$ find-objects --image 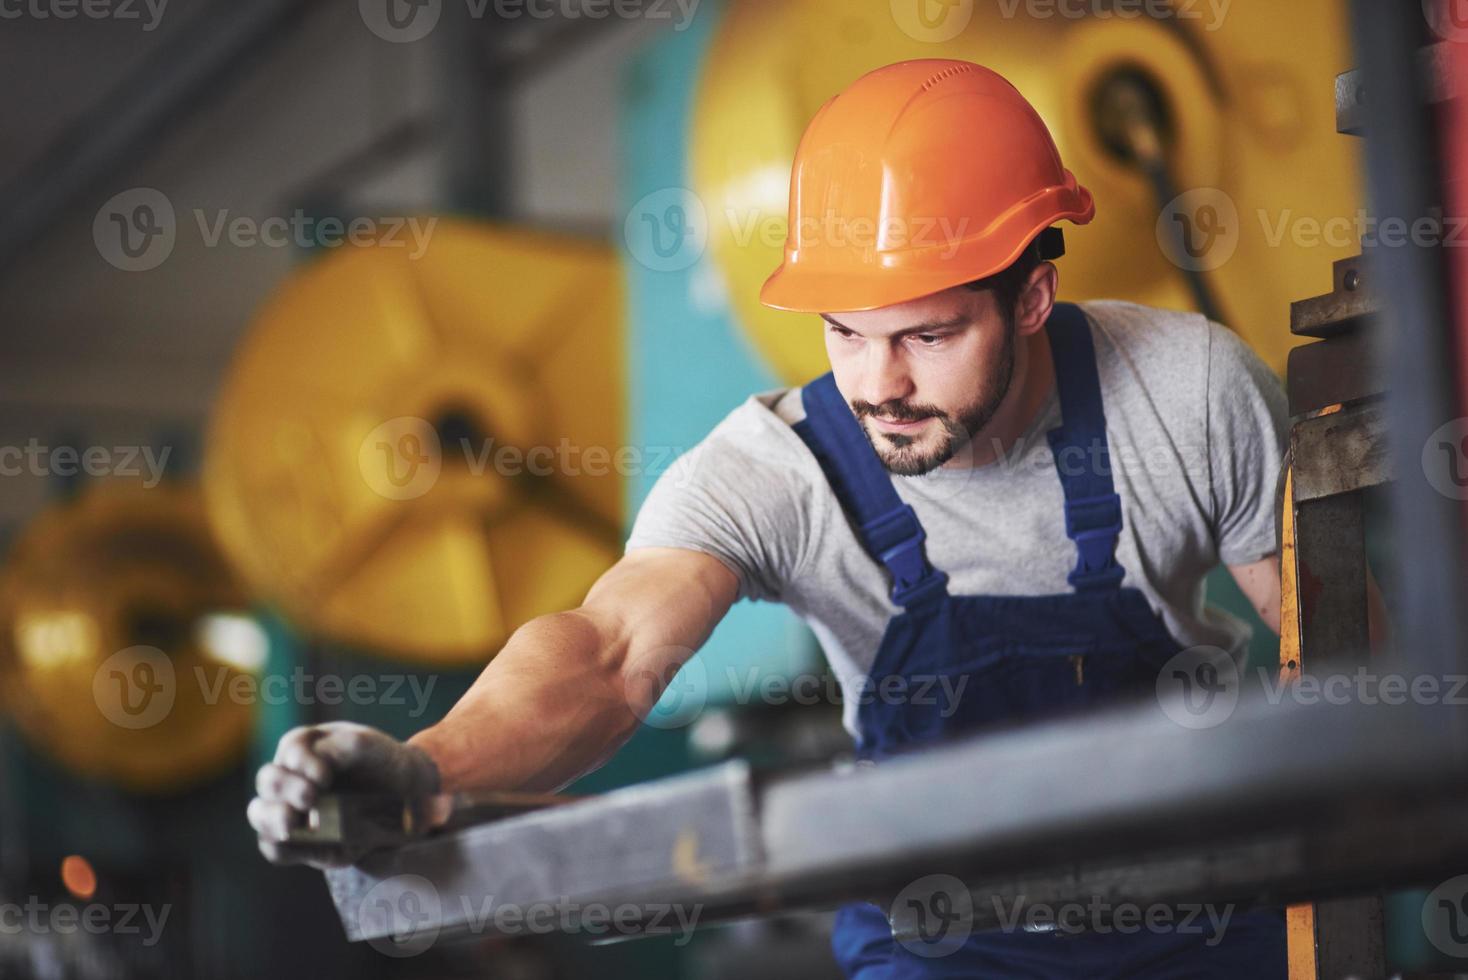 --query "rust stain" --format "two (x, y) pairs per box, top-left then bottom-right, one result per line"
(672, 828), (711, 885)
